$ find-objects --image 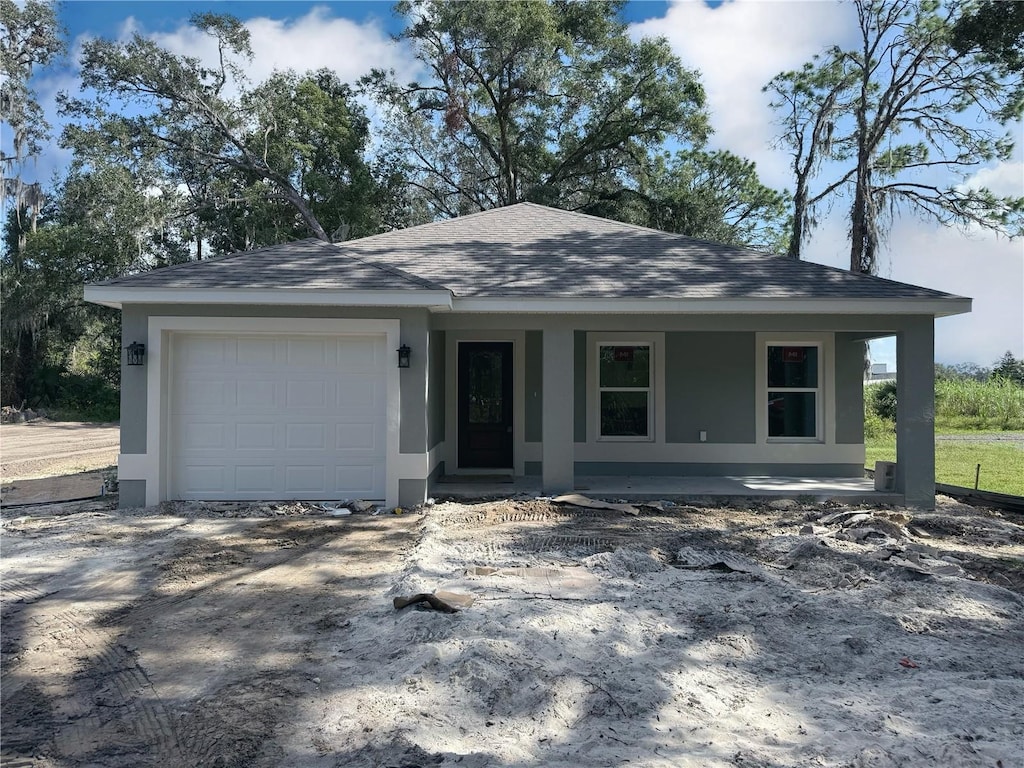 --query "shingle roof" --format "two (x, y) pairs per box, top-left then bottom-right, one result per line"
(93, 203), (965, 302)
(94, 237), (445, 291)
